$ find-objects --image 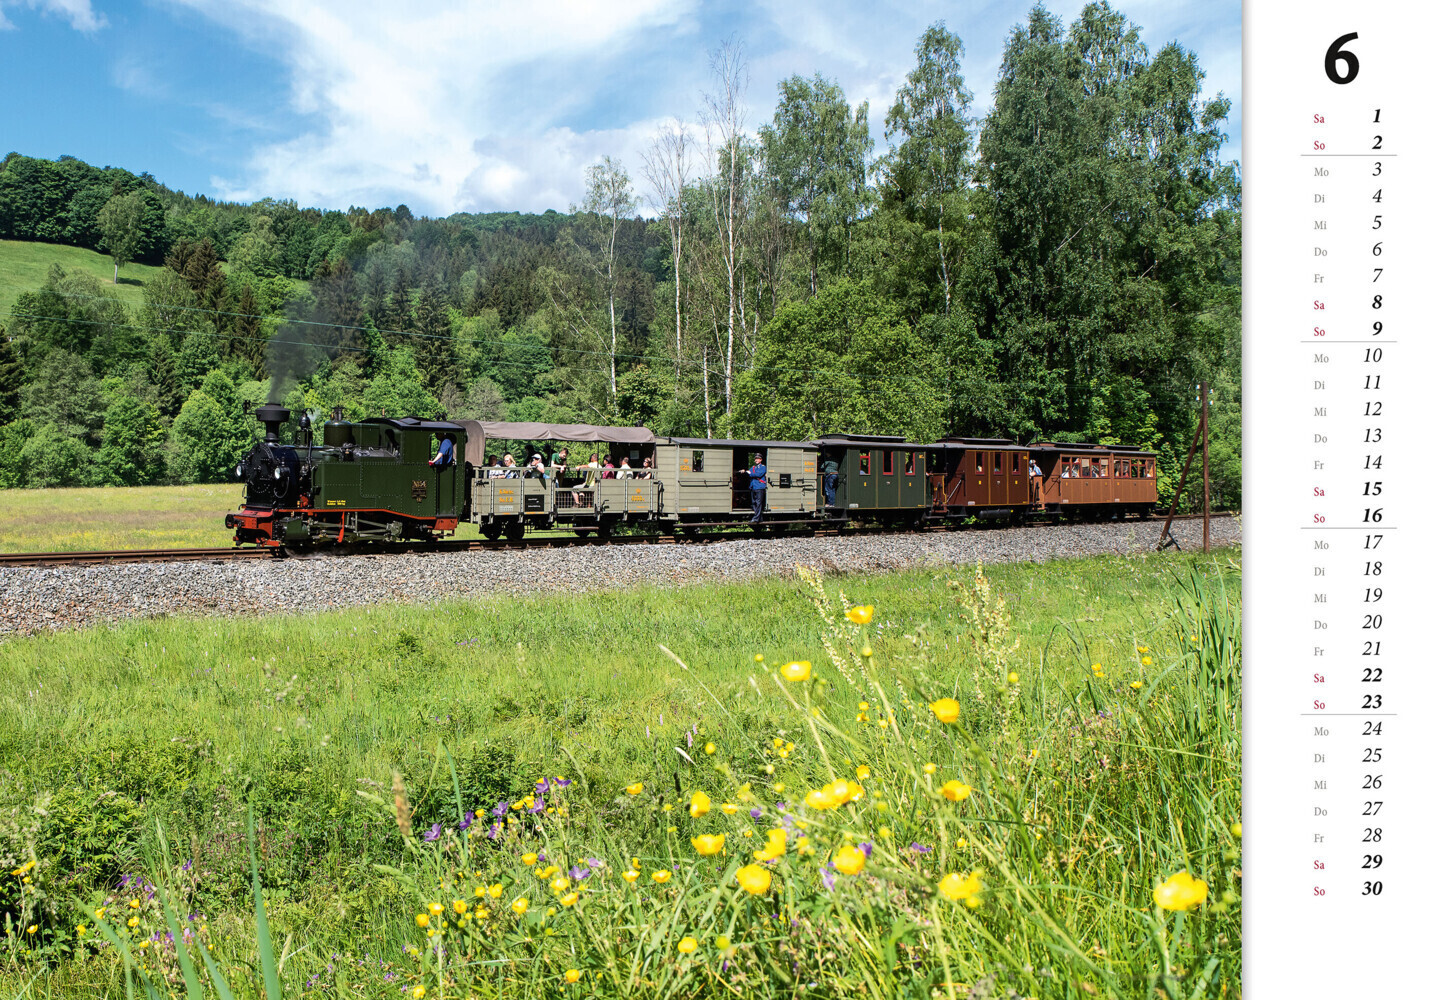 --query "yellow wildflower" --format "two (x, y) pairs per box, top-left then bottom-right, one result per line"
(705, 742), (716, 755)
(561, 892), (579, 907)
(1131, 680), (1144, 689)
(1153, 871), (1208, 911)
(565, 968), (582, 983)
(929, 698), (960, 724)
(413, 987), (427, 1000)
(846, 605), (874, 625)
(833, 843), (866, 875)
(521, 853), (538, 865)
(692, 834), (726, 856)
(415, 913), (430, 928)
(939, 870), (985, 906)
(735, 864), (772, 895)
(856, 765), (870, 780)
(689, 791), (711, 817)
(721, 802), (739, 815)
(1007, 672), (1019, 684)
(753, 829), (788, 862)
(551, 877), (570, 893)
(1142, 656), (1153, 666)
(652, 870), (672, 884)
(780, 660), (811, 682)
(488, 883), (503, 898)
(622, 870), (640, 884)
(428, 902), (444, 916)
(678, 935), (698, 954)
(511, 897), (529, 915)
(626, 782), (643, 795)
(940, 780), (973, 802)
(923, 763), (937, 775)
